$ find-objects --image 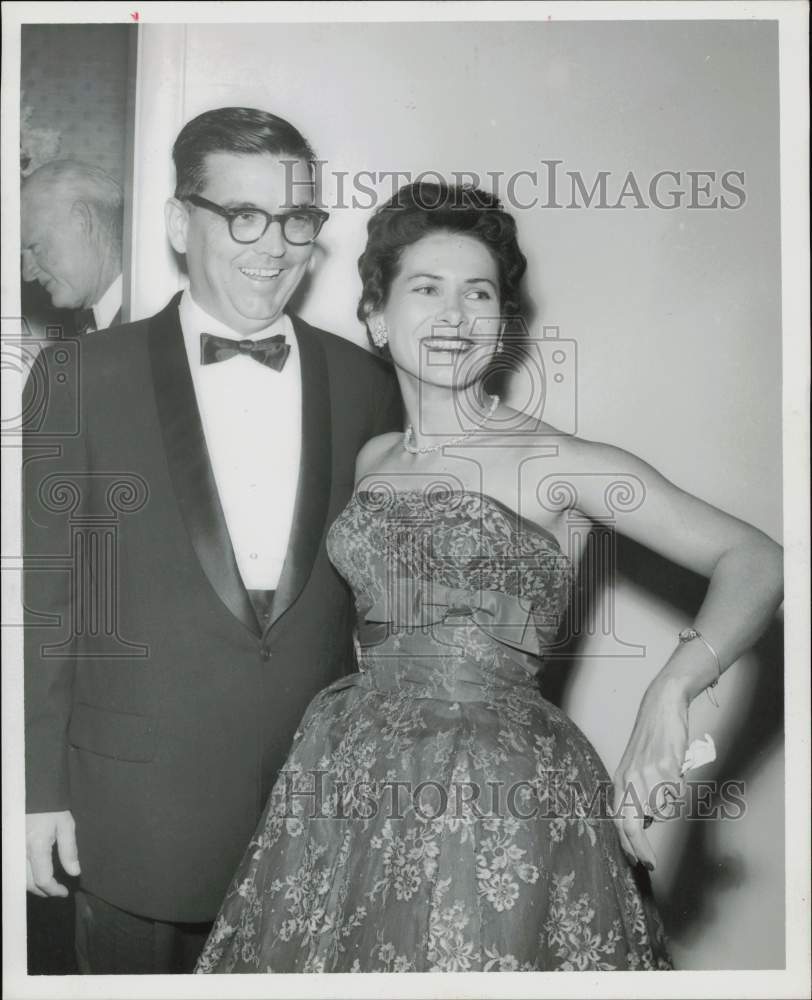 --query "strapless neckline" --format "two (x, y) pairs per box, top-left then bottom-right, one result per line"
(351, 488), (568, 562)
